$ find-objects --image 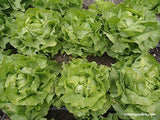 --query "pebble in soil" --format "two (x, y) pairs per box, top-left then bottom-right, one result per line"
(149, 47), (160, 63)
